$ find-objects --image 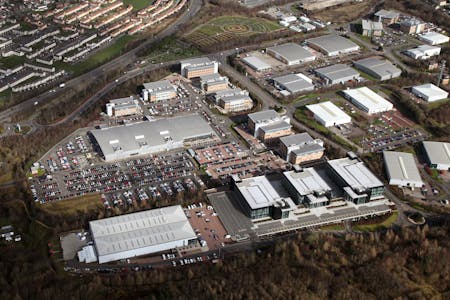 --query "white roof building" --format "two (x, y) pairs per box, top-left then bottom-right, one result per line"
(418, 32), (449, 45)
(383, 151), (424, 189)
(422, 141), (450, 171)
(342, 86), (393, 114)
(412, 83), (448, 102)
(306, 101), (352, 127)
(90, 205), (197, 263)
(405, 44), (441, 60)
(242, 56), (271, 72)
